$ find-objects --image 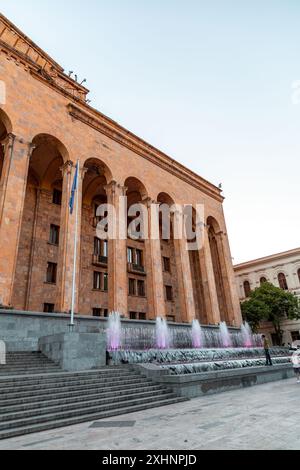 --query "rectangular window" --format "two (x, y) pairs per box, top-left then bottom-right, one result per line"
(49, 224), (60, 246)
(52, 189), (62, 206)
(103, 273), (108, 292)
(139, 312), (146, 320)
(46, 262), (57, 284)
(129, 278), (135, 296)
(291, 331), (300, 341)
(93, 272), (101, 290)
(137, 280), (145, 297)
(167, 315), (175, 322)
(92, 308), (101, 317)
(94, 237), (101, 255)
(127, 247), (134, 264)
(103, 309), (109, 318)
(165, 285), (173, 301)
(130, 312), (137, 320)
(43, 303), (55, 313)
(136, 249), (143, 267)
(163, 257), (171, 273)
(103, 240), (108, 257)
